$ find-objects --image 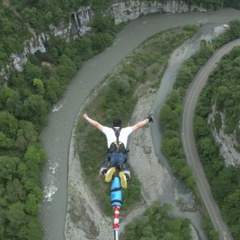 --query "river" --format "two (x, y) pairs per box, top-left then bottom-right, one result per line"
(39, 8), (240, 240)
